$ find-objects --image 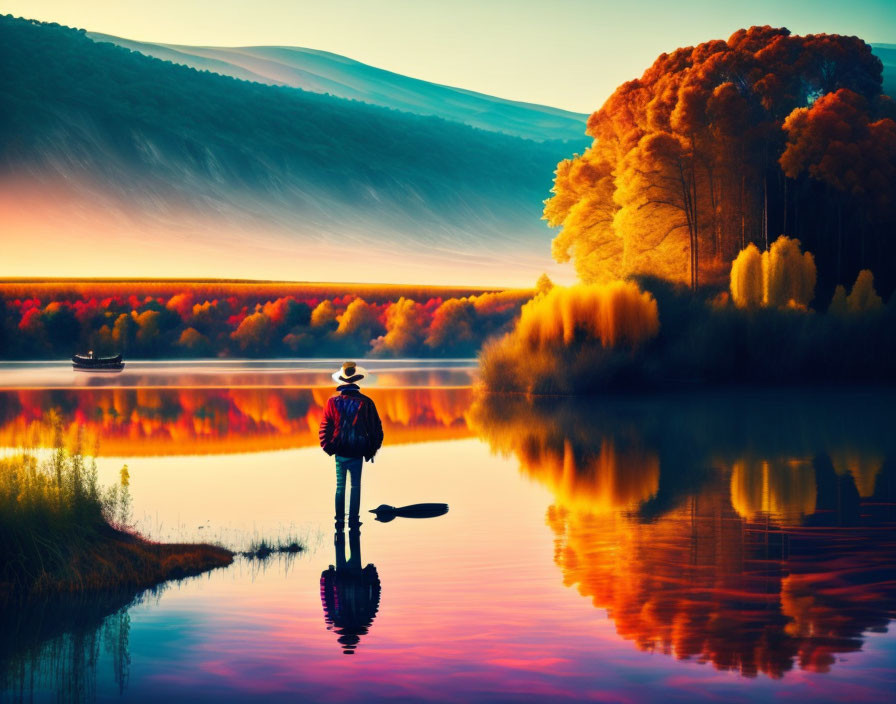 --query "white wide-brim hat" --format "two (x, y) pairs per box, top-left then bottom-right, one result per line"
(331, 362), (369, 385)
